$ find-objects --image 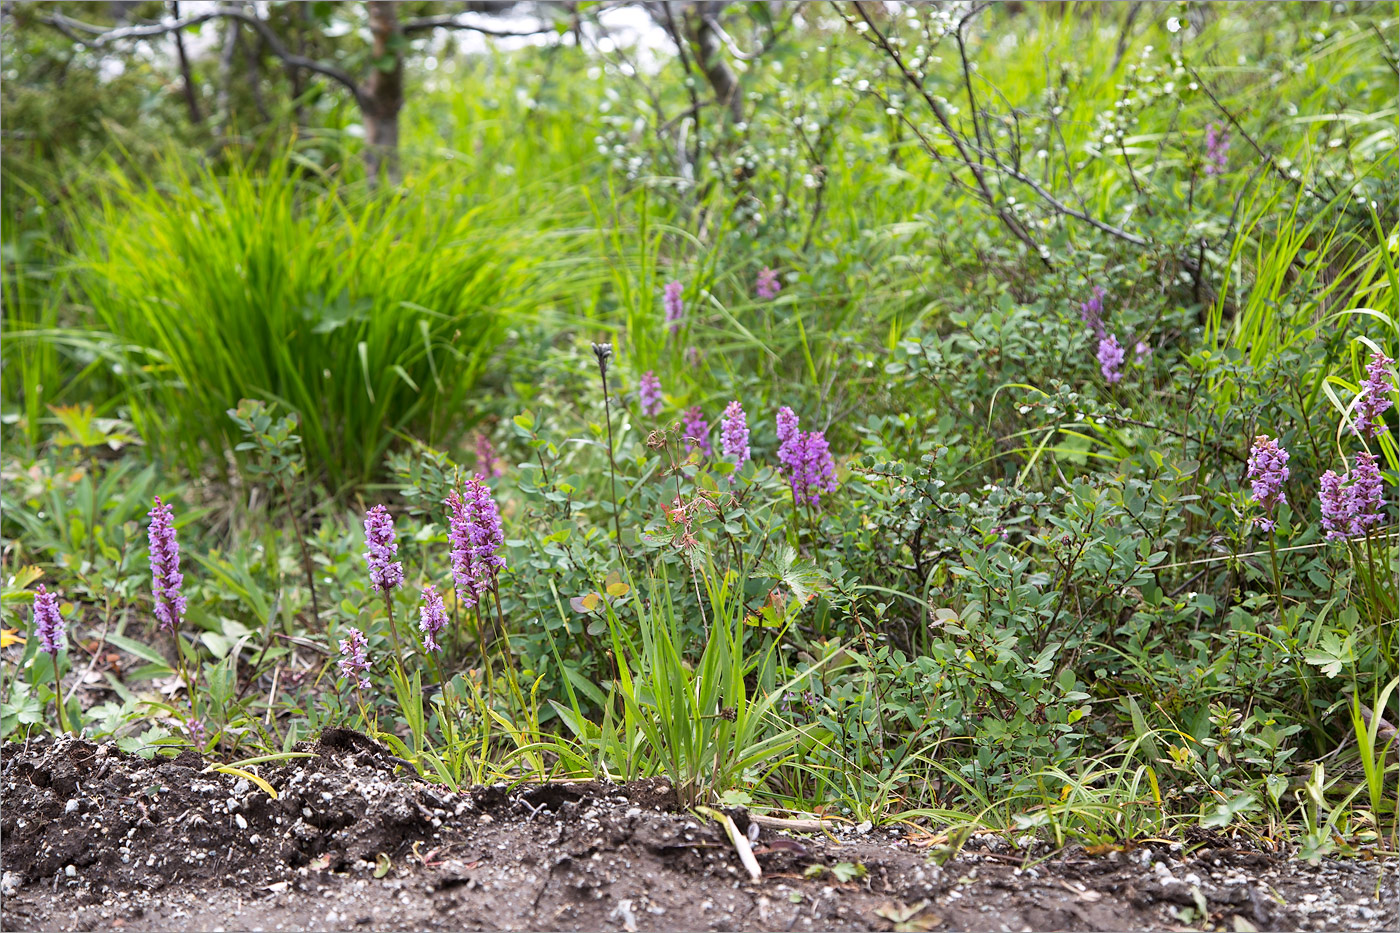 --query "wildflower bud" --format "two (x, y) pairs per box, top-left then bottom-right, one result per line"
(1353, 351), (1395, 439)
(419, 585), (448, 653)
(721, 401), (750, 482)
(1246, 436), (1289, 531)
(32, 585), (64, 657)
(663, 281), (685, 335)
(338, 627), (371, 689)
(1097, 334), (1126, 384)
(147, 496), (186, 633)
(755, 267), (781, 301)
(591, 342), (613, 375)
(362, 505), (404, 593)
(474, 432), (505, 479)
(638, 371), (663, 417)
(683, 406), (712, 456)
